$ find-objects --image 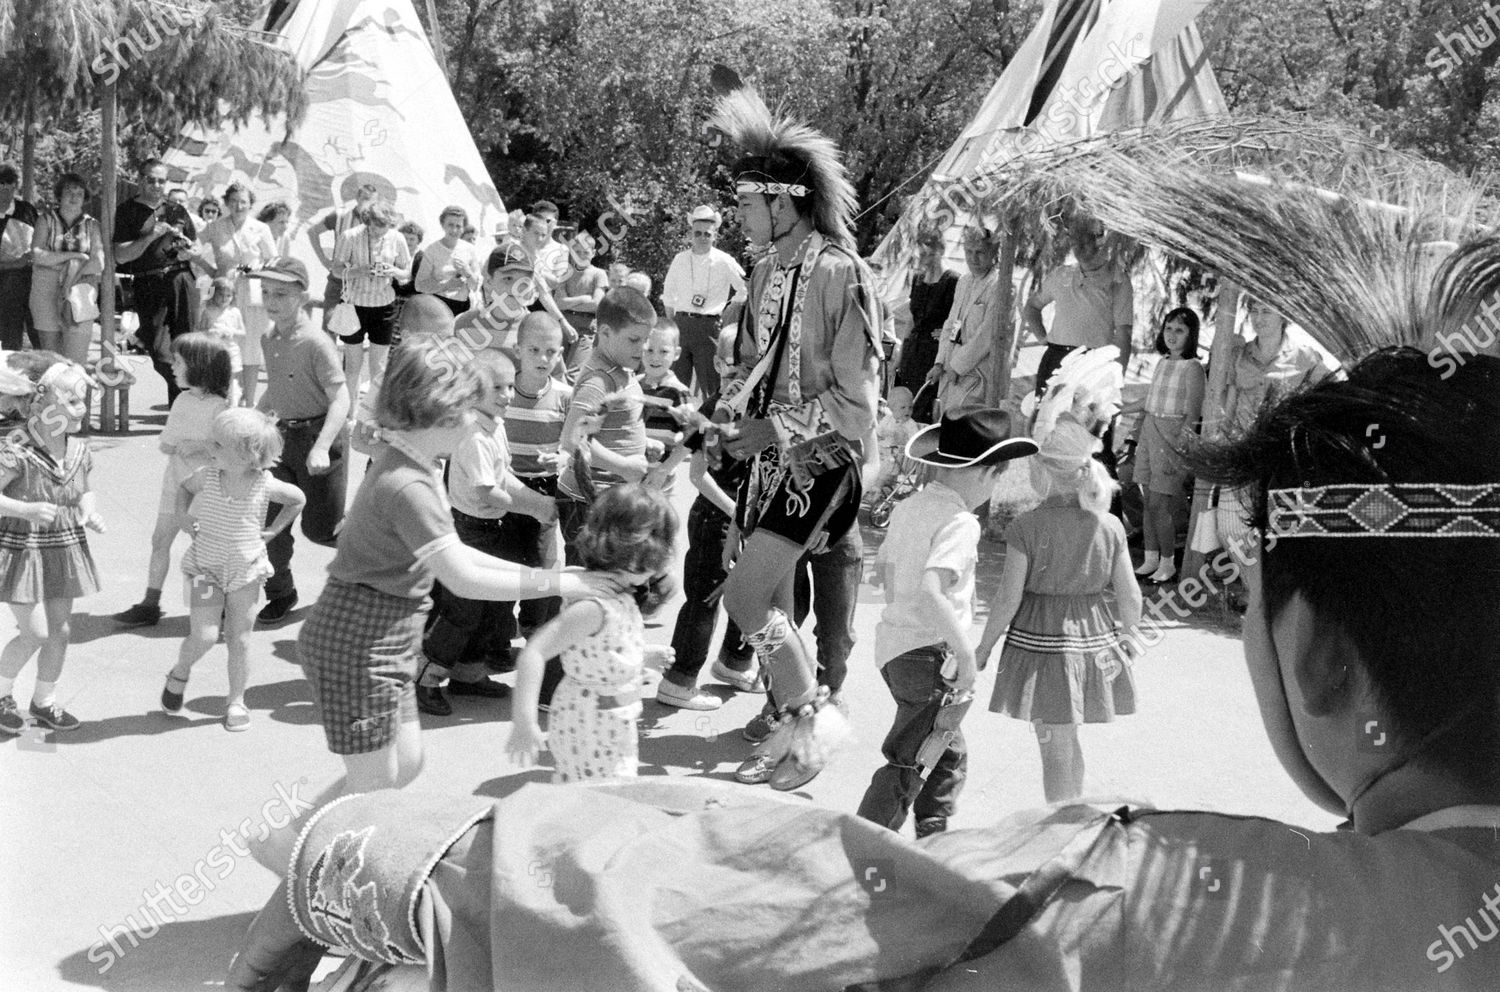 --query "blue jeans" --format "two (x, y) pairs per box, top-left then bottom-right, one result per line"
(856, 644), (968, 831)
(666, 497), (752, 686)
